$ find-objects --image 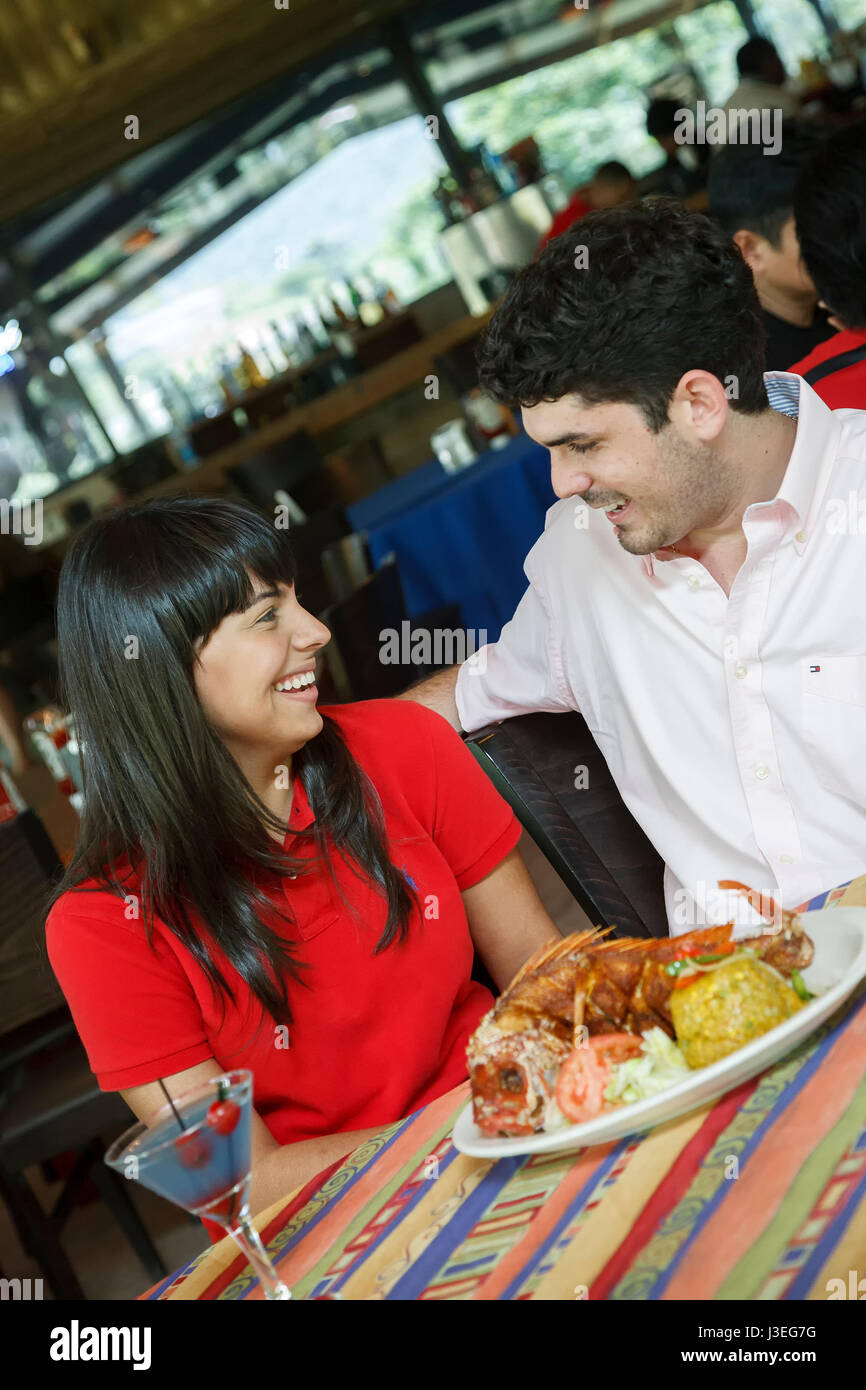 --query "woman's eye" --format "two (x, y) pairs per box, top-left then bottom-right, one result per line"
(257, 607), (278, 624)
